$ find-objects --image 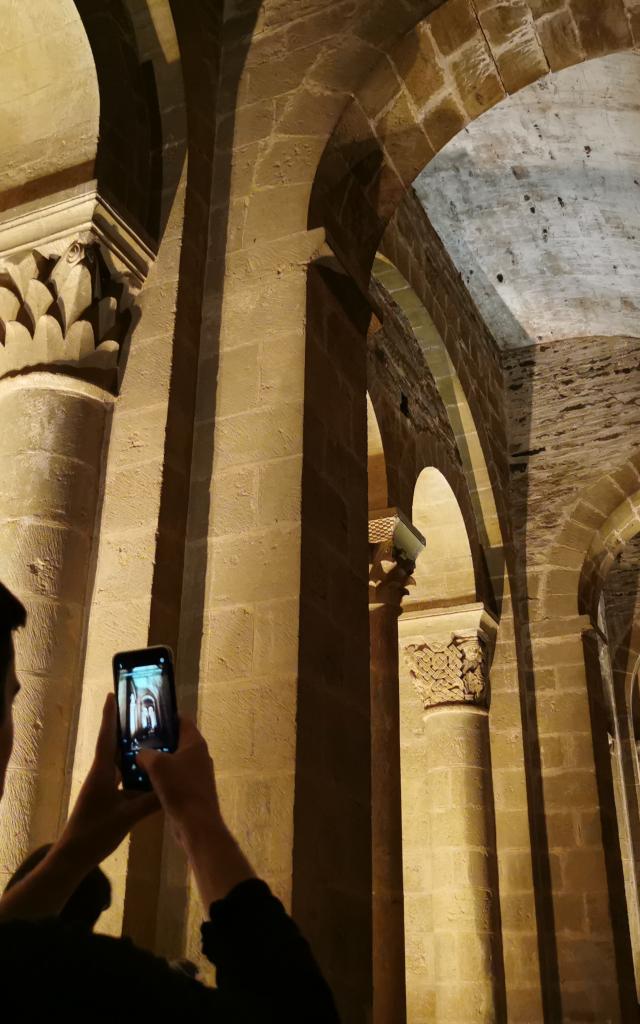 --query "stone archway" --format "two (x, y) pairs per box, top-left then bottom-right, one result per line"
(398, 464), (505, 1022)
(527, 460), (640, 1018)
(372, 254), (504, 596)
(311, 0), (638, 270)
